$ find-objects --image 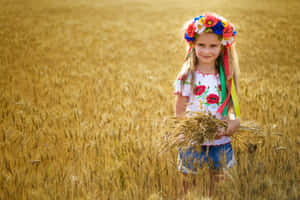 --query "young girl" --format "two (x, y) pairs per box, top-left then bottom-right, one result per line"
(173, 13), (241, 196)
